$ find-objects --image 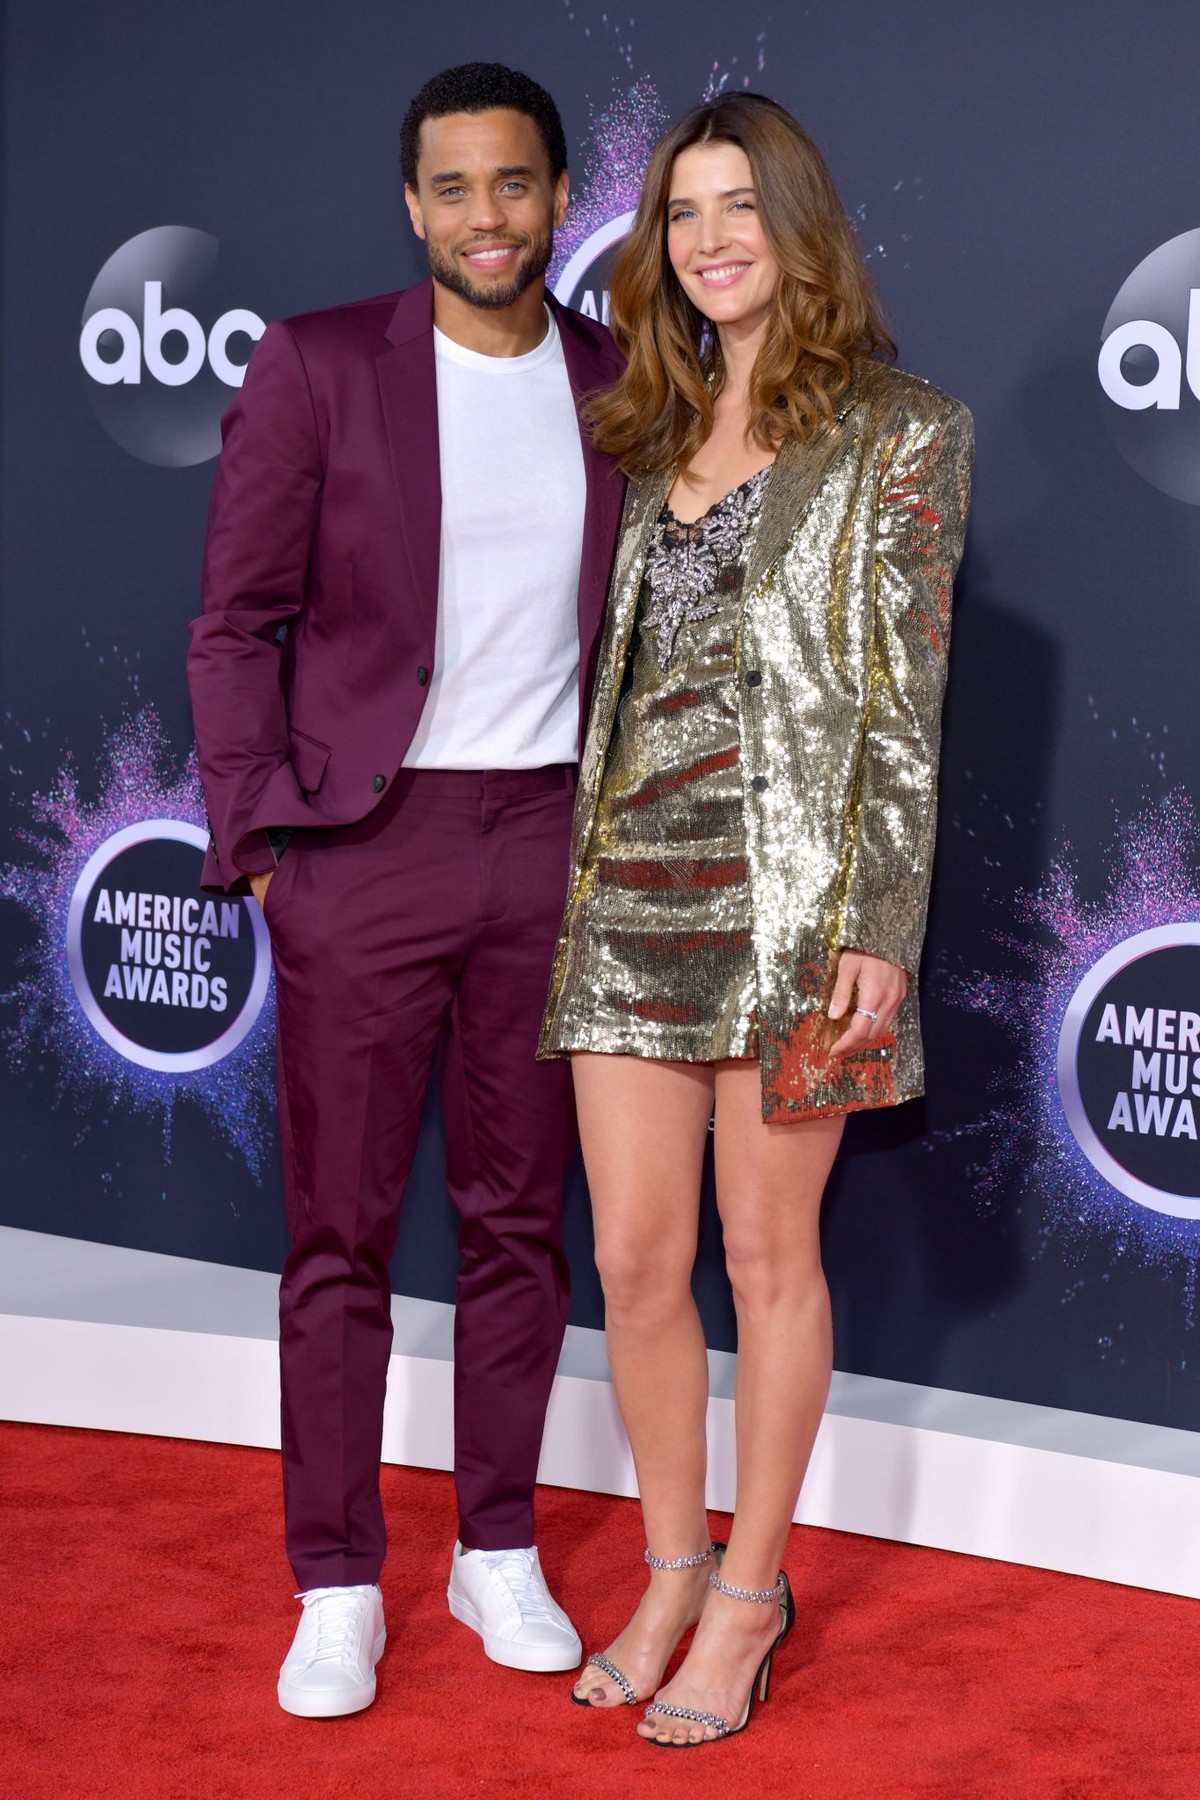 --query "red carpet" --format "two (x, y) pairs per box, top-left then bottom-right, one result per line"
(2, 1421), (1197, 1800)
